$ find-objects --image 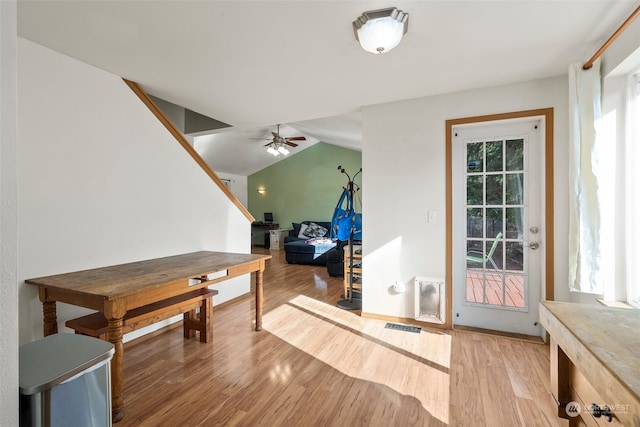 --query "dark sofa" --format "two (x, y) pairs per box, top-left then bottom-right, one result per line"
(284, 221), (336, 265)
